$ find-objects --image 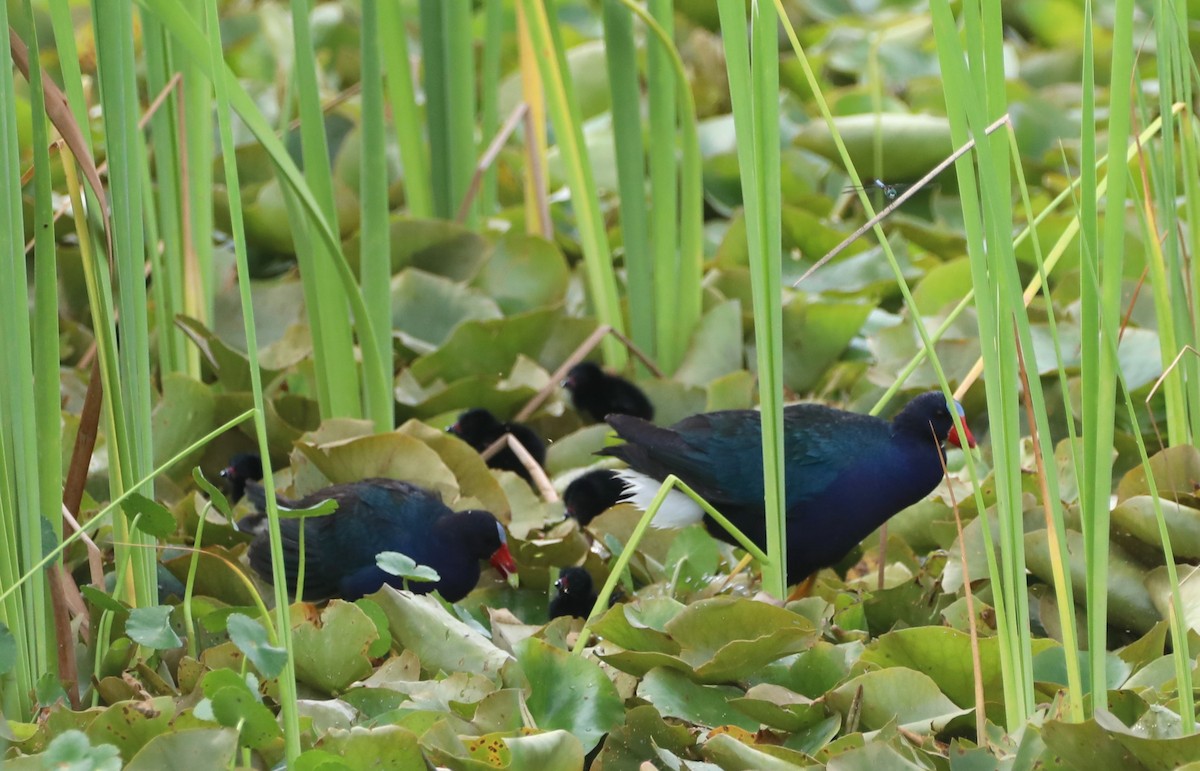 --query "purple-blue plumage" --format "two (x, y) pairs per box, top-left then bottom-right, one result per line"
(600, 391), (974, 584)
(245, 478), (517, 602)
